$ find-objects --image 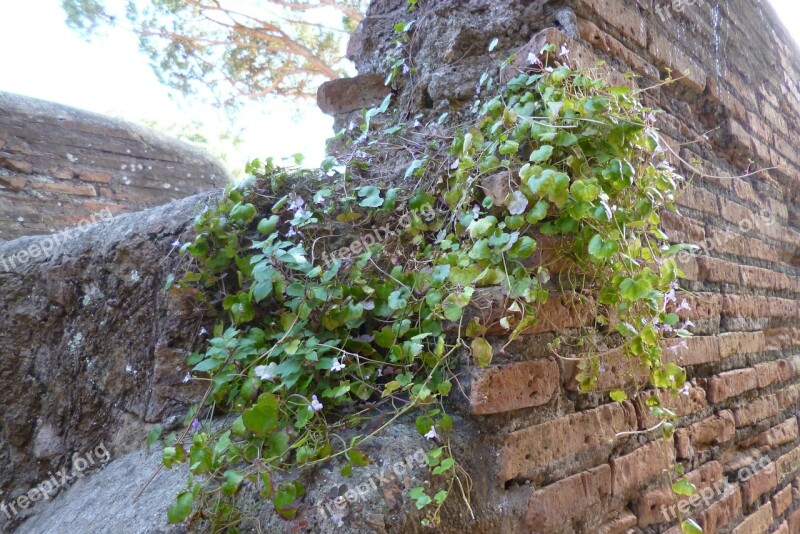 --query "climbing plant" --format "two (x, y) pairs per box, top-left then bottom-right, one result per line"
(154, 38), (700, 532)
